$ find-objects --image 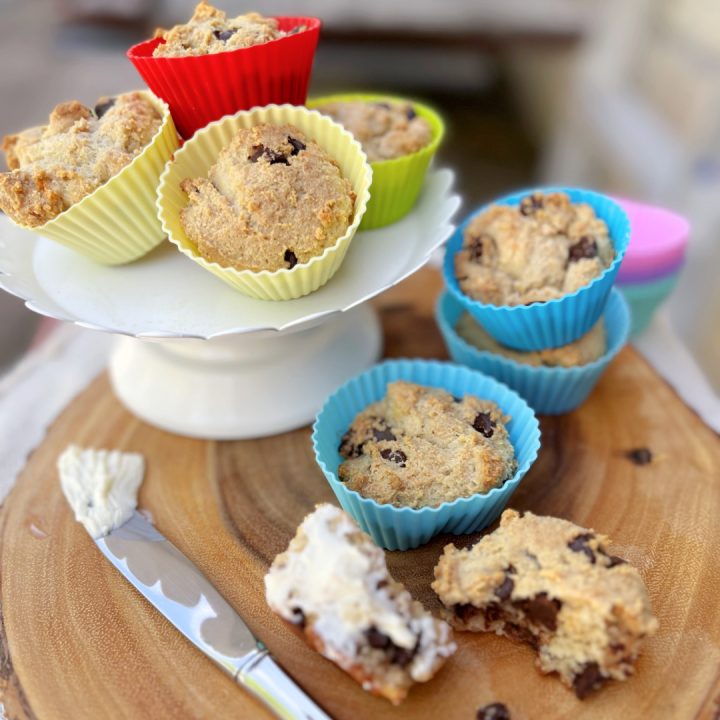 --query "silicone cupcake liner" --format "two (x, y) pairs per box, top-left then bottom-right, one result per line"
(5, 91), (178, 266)
(437, 288), (630, 415)
(614, 197), (690, 283)
(443, 188), (631, 351)
(156, 104), (372, 301)
(128, 17), (321, 139)
(308, 93), (445, 230)
(312, 359), (540, 550)
(619, 273), (680, 336)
